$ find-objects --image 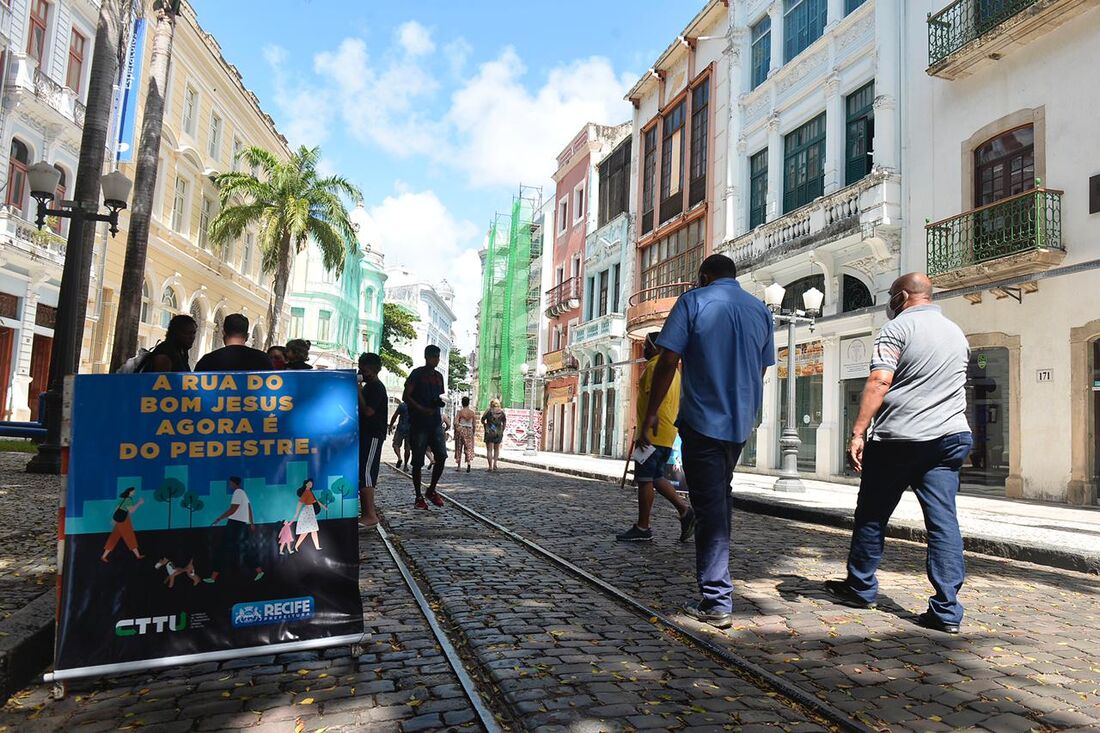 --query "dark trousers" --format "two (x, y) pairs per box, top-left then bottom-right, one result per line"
(680, 425), (745, 614)
(846, 432), (973, 624)
(360, 436), (383, 488)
